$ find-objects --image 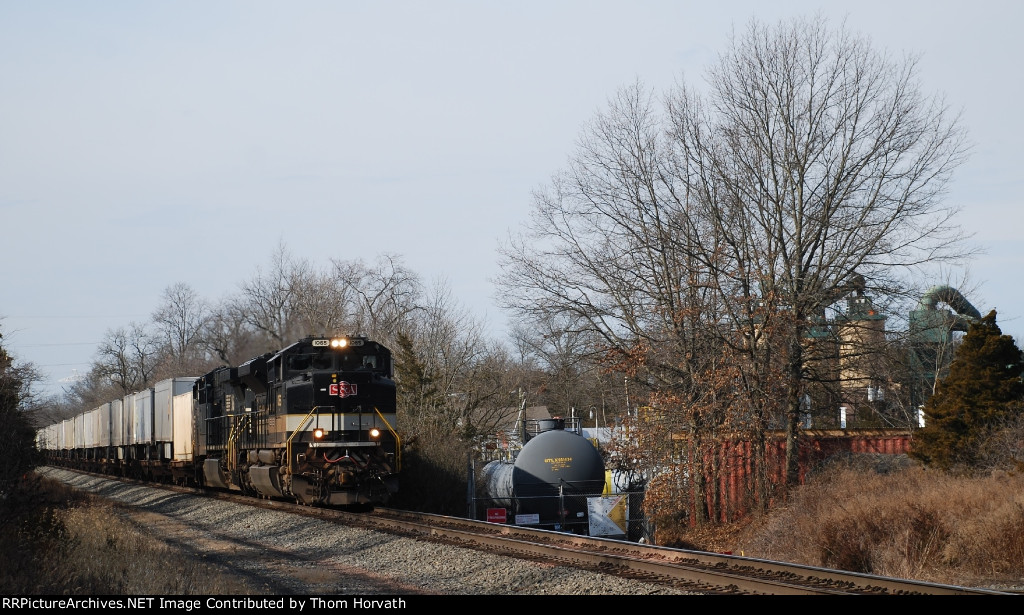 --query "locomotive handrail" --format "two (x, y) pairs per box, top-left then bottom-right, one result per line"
(373, 407), (401, 472)
(226, 411), (252, 473)
(285, 406), (321, 474)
